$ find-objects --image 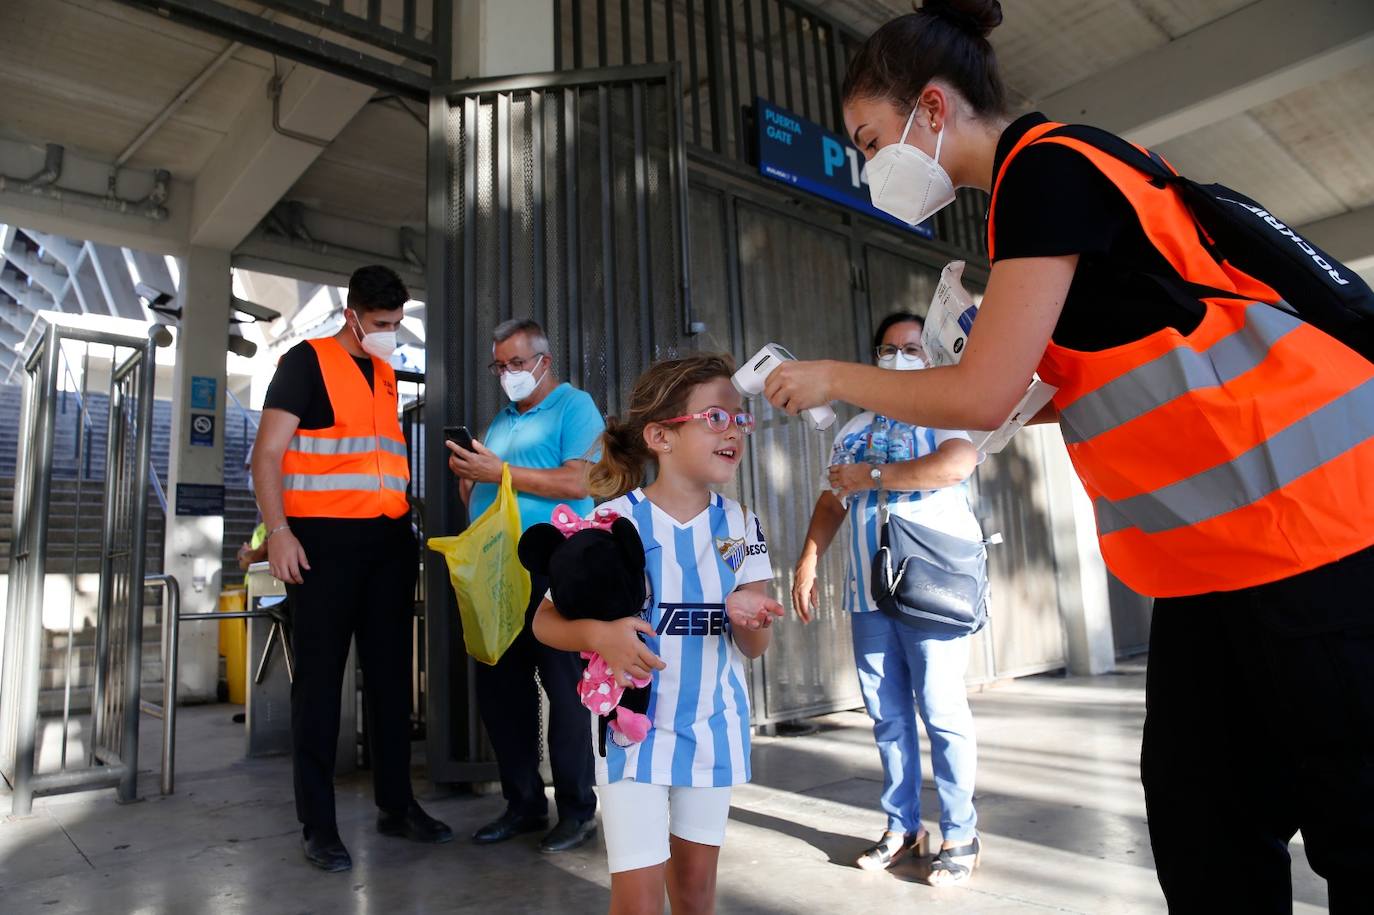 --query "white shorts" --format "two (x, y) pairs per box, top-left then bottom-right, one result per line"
(598, 780), (733, 873)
